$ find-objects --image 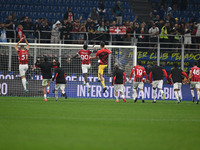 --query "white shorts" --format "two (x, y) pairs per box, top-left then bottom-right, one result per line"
(133, 82), (144, 89)
(42, 79), (51, 86)
(173, 82), (182, 90)
(82, 64), (91, 74)
(190, 82), (200, 89)
(152, 80), (163, 89)
(114, 84), (124, 92)
(19, 64), (28, 77)
(184, 37), (192, 45)
(55, 84), (66, 91)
